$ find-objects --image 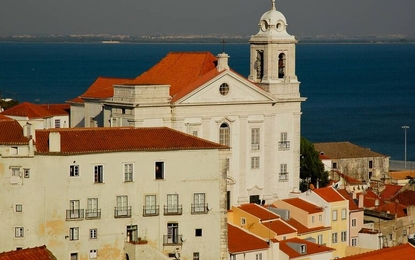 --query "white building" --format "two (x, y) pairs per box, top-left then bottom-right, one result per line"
(0, 117), (229, 260)
(69, 1), (305, 205)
